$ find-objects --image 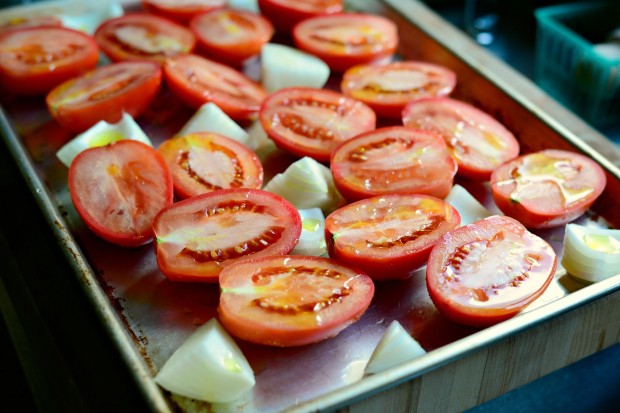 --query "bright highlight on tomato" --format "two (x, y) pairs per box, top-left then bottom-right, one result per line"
(490, 149), (606, 229)
(218, 255), (374, 347)
(330, 126), (457, 201)
(153, 188), (302, 283)
(258, 0), (343, 33)
(426, 215), (557, 327)
(402, 97), (520, 180)
(325, 194), (460, 280)
(157, 132), (264, 199)
(69, 140), (174, 247)
(0, 27), (99, 95)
